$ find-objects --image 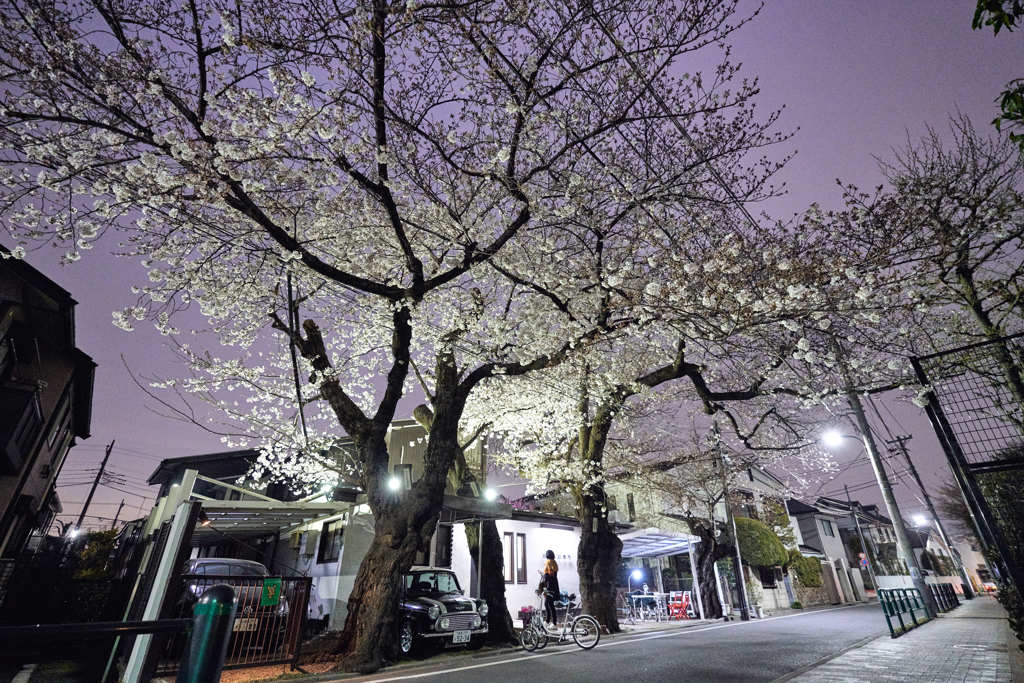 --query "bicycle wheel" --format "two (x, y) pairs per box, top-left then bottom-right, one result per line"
(520, 624), (538, 651)
(571, 615), (600, 650)
(533, 622), (549, 650)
